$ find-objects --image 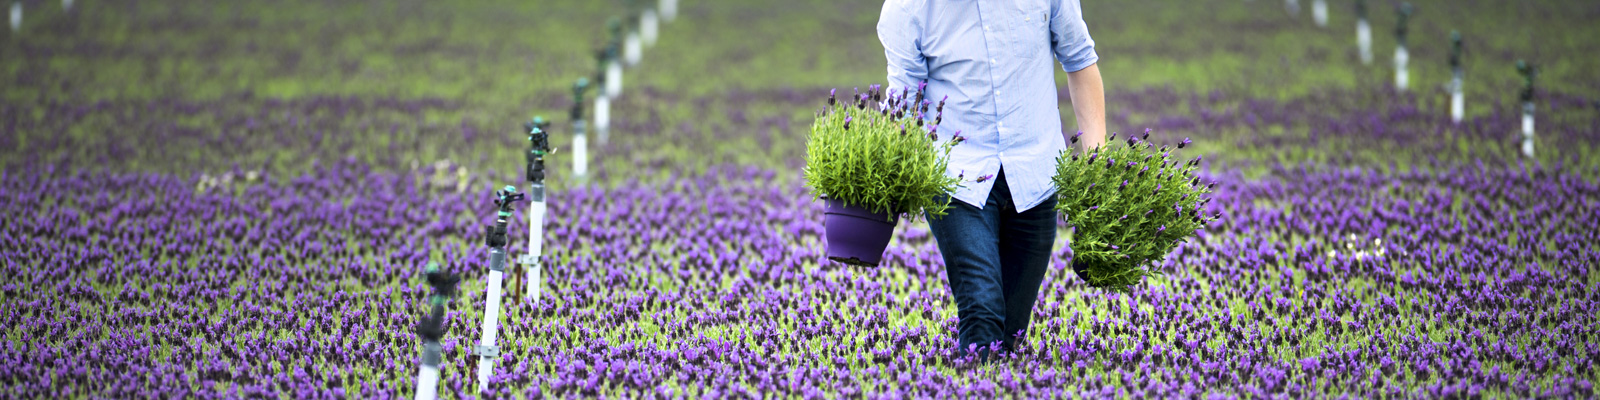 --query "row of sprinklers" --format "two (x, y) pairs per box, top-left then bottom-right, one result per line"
(8, 0), (72, 32)
(408, 0), (680, 399)
(1281, 0), (1542, 157)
